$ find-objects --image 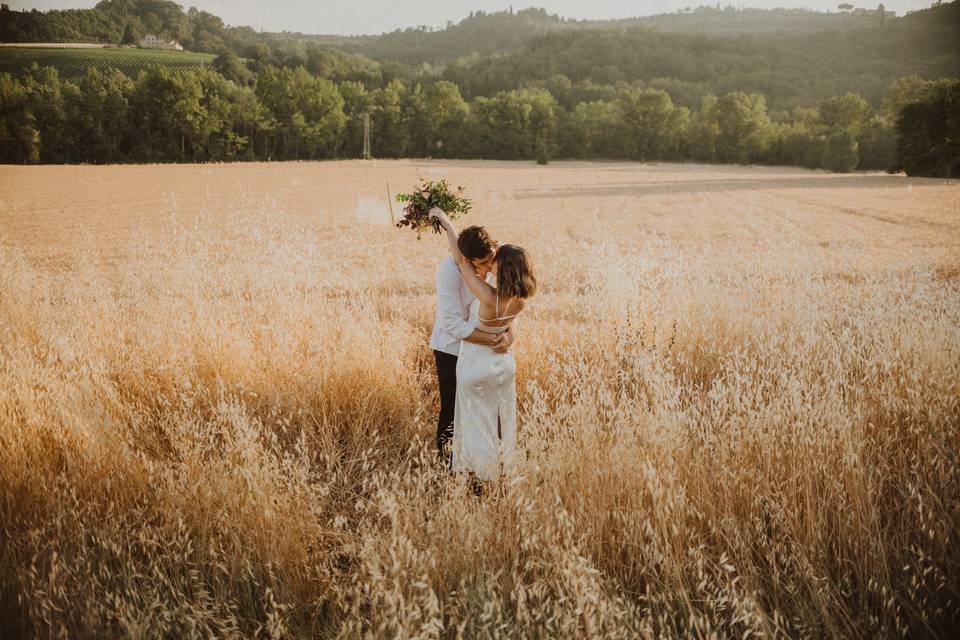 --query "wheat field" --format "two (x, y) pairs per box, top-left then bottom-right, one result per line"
(1, 160), (958, 638)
